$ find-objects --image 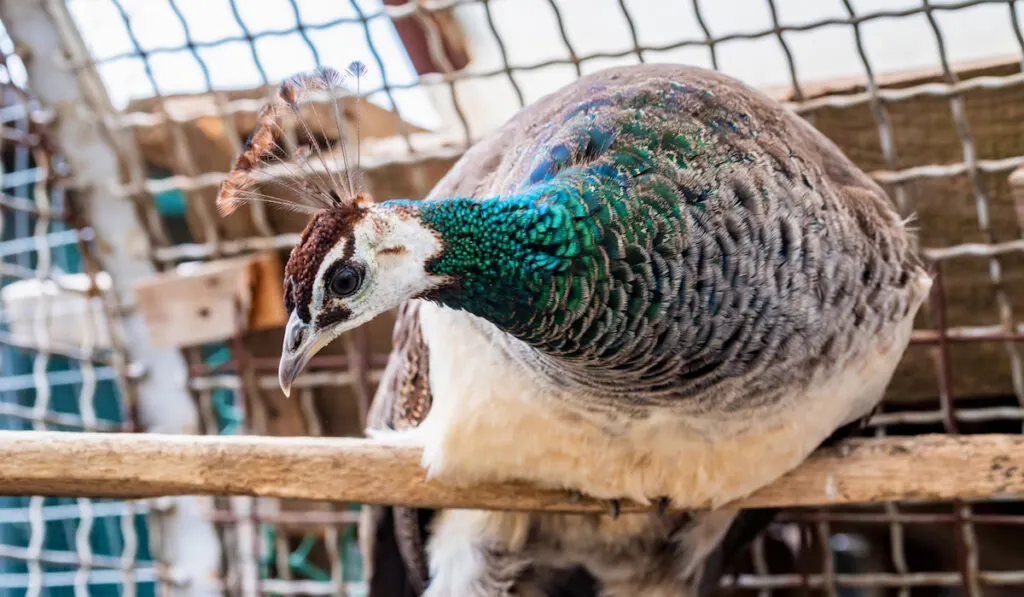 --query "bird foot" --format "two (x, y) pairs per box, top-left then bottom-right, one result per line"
(568, 490), (622, 519)
(568, 492), (671, 519)
(656, 497), (671, 517)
